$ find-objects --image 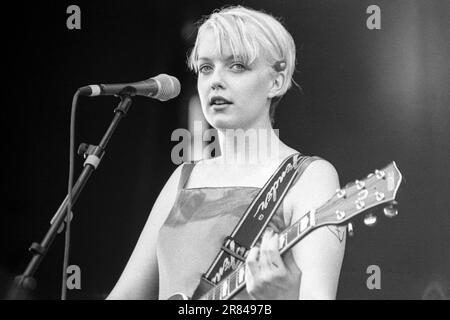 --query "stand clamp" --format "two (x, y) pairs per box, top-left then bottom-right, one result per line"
(78, 143), (105, 169)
